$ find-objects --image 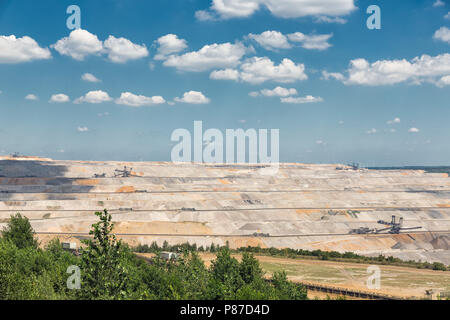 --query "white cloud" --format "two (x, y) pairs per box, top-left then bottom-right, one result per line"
(248, 31), (291, 51)
(445, 12), (450, 19)
(247, 30), (333, 51)
(115, 92), (165, 107)
(163, 42), (247, 72)
(174, 91), (210, 104)
(315, 16), (347, 24)
(195, 10), (217, 21)
(52, 29), (103, 61)
(281, 95), (323, 104)
(74, 90), (112, 104)
(240, 57), (307, 84)
(321, 71), (345, 81)
(49, 94), (70, 103)
(210, 68), (240, 80)
(211, 57), (307, 84)
(408, 127), (420, 133)
(103, 35), (149, 63)
(342, 53), (450, 86)
(367, 128), (377, 134)
(254, 86), (298, 97)
(287, 32), (333, 50)
(77, 126), (89, 132)
(25, 94), (38, 101)
(387, 117), (401, 125)
(0, 35), (51, 63)
(53, 29), (148, 63)
(203, 0), (356, 19)
(433, 0), (445, 7)
(98, 112), (110, 117)
(81, 73), (101, 83)
(437, 75), (450, 86)
(154, 34), (188, 60)
(434, 26), (450, 44)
